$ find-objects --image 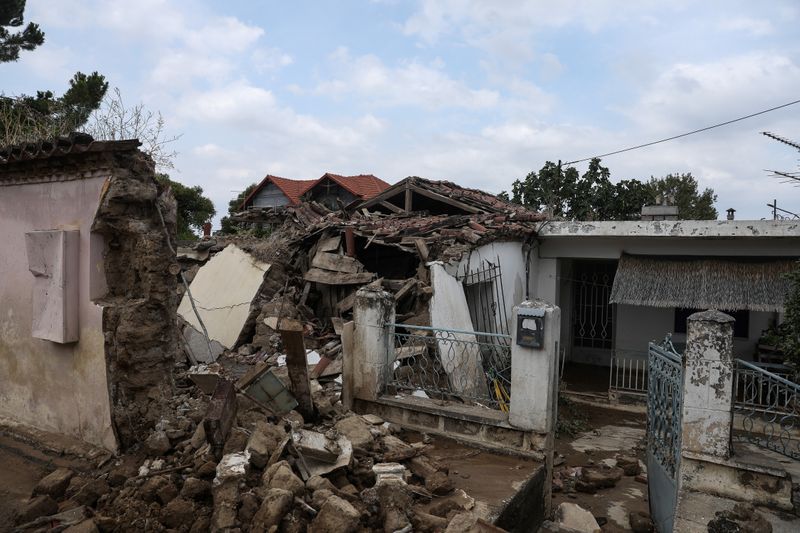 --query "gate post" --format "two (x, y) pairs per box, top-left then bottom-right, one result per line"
(351, 287), (395, 401)
(509, 300), (560, 433)
(680, 310), (735, 459)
